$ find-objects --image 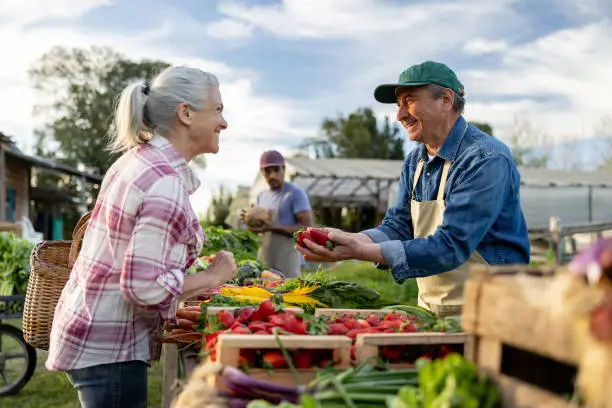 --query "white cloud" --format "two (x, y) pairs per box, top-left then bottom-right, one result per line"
(206, 18), (254, 39)
(463, 38), (509, 55)
(0, 0), (113, 25)
(463, 20), (612, 142)
(215, 0), (519, 40)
